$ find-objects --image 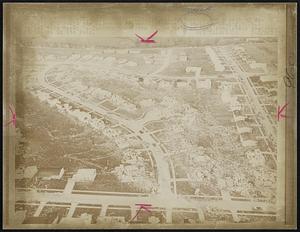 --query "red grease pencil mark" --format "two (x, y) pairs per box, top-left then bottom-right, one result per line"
(277, 103), (288, 121)
(4, 104), (16, 128)
(135, 30), (158, 43)
(129, 204), (152, 222)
